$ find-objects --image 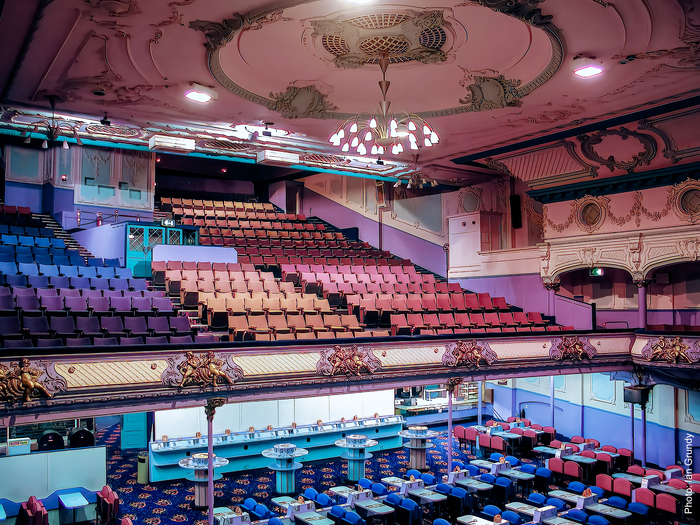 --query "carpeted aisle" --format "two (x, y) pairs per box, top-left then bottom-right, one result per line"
(96, 423), (484, 525)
